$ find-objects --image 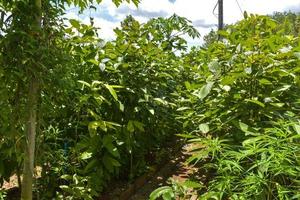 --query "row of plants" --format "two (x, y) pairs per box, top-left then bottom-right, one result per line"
(151, 13), (300, 199)
(42, 14), (199, 199)
(1, 0), (300, 199)
(0, 0), (201, 198)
